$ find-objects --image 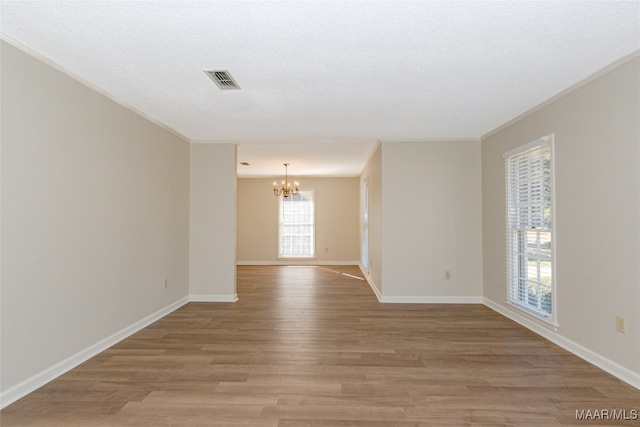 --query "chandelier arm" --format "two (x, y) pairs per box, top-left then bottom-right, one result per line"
(273, 163), (299, 198)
